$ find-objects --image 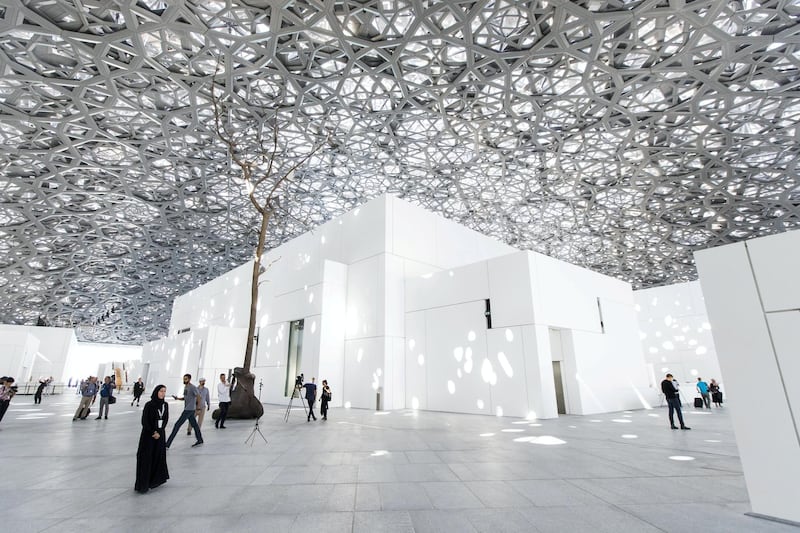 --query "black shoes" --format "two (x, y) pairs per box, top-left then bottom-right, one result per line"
(681, 426), (691, 430)
(219, 425), (226, 428)
(671, 425), (678, 429)
(191, 441), (203, 447)
(96, 416), (102, 420)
